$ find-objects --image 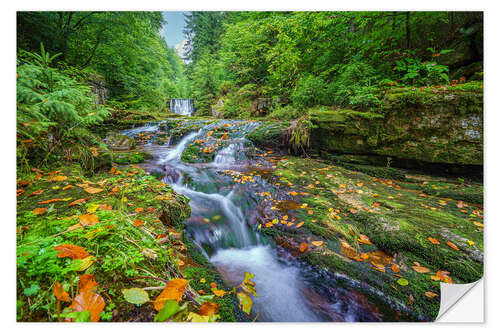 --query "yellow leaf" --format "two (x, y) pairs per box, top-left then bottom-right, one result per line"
(84, 187), (104, 194)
